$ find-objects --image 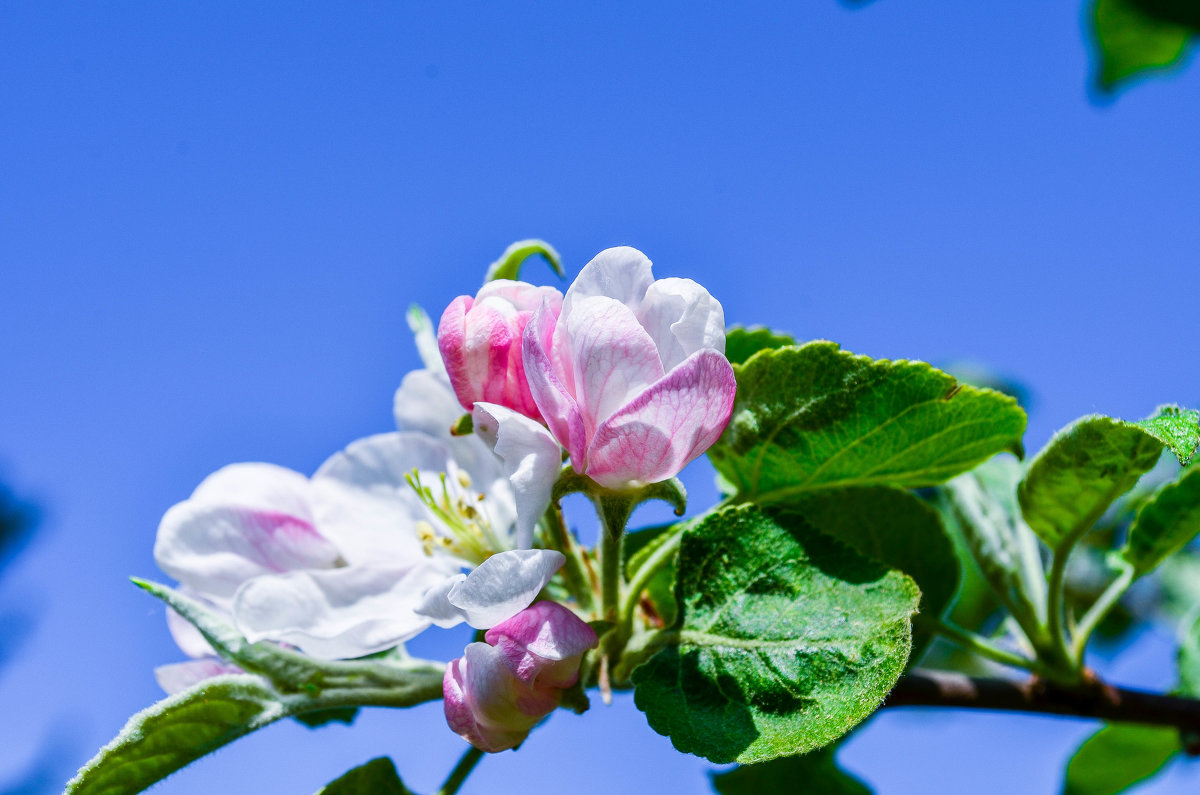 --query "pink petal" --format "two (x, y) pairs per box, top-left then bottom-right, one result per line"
(154, 658), (245, 695)
(636, 277), (727, 371)
(437, 294), (477, 411)
(523, 299), (587, 465)
(444, 642), (556, 753)
(485, 601), (598, 689)
(586, 349), (736, 489)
